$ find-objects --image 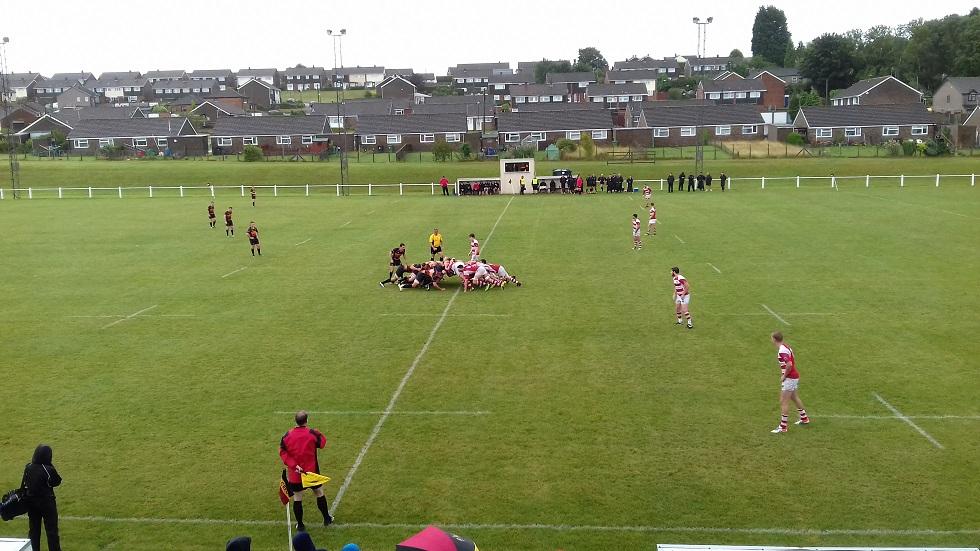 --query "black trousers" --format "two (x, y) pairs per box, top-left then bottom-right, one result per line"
(687, 181), (695, 191)
(667, 181), (673, 192)
(441, 186), (449, 196)
(28, 498), (61, 551)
